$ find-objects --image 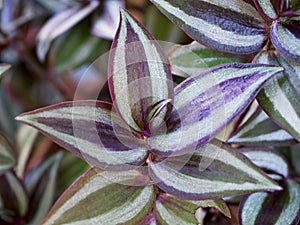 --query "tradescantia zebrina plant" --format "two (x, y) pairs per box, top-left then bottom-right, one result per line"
(151, 0), (300, 142)
(15, 8), (285, 225)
